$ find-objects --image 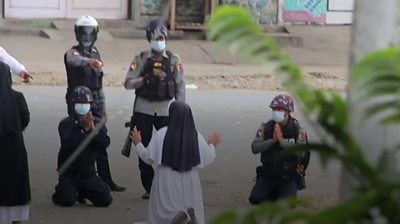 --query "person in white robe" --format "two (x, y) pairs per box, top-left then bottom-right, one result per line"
(0, 47), (33, 82)
(131, 101), (222, 224)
